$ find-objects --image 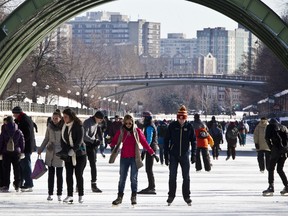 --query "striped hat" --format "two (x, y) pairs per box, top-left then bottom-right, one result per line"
(177, 105), (188, 120)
